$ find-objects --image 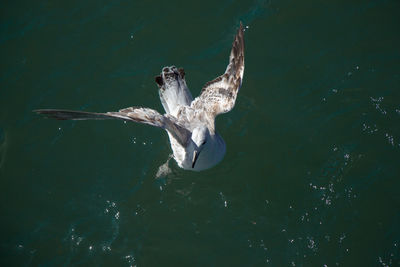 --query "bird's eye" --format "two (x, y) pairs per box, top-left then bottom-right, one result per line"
(201, 140), (207, 146)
